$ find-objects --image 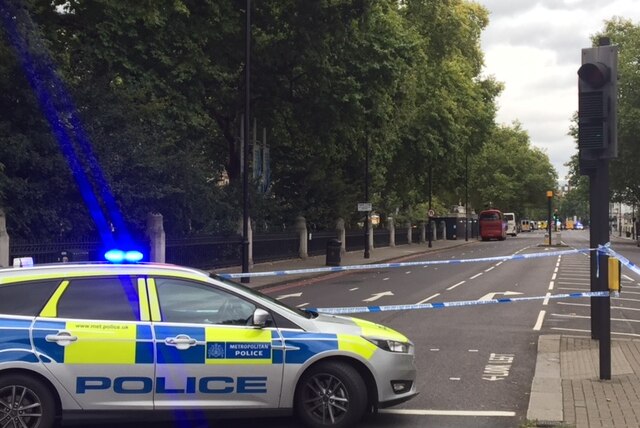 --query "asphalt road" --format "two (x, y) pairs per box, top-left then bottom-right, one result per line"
(74, 230), (640, 428)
